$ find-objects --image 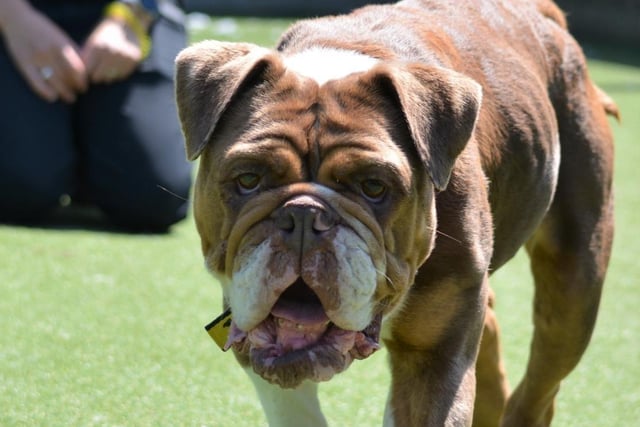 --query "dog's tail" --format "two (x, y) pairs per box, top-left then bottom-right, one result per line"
(537, 0), (568, 29)
(595, 84), (621, 121)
